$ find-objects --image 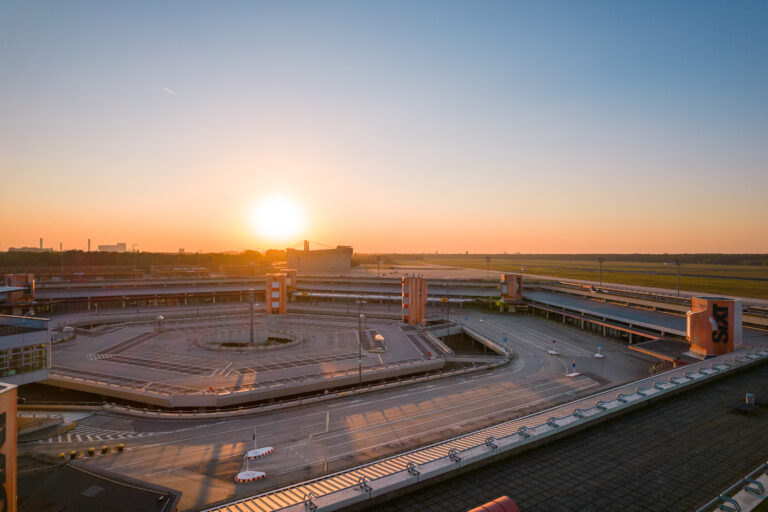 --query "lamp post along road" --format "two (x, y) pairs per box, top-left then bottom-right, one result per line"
(358, 313), (365, 385)
(446, 300), (451, 339)
(597, 257), (605, 286)
(249, 289), (255, 344)
(356, 299), (366, 386)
